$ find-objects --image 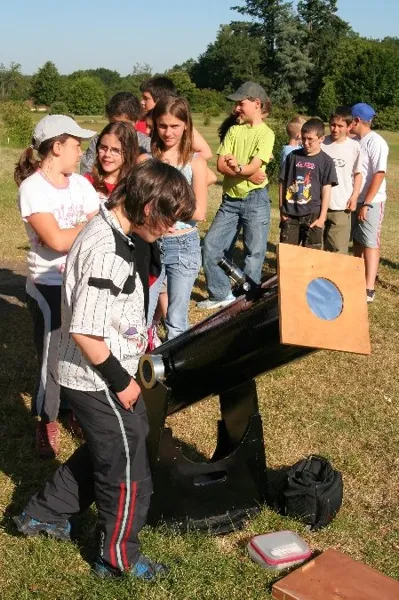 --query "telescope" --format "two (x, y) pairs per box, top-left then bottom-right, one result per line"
(137, 244), (370, 533)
